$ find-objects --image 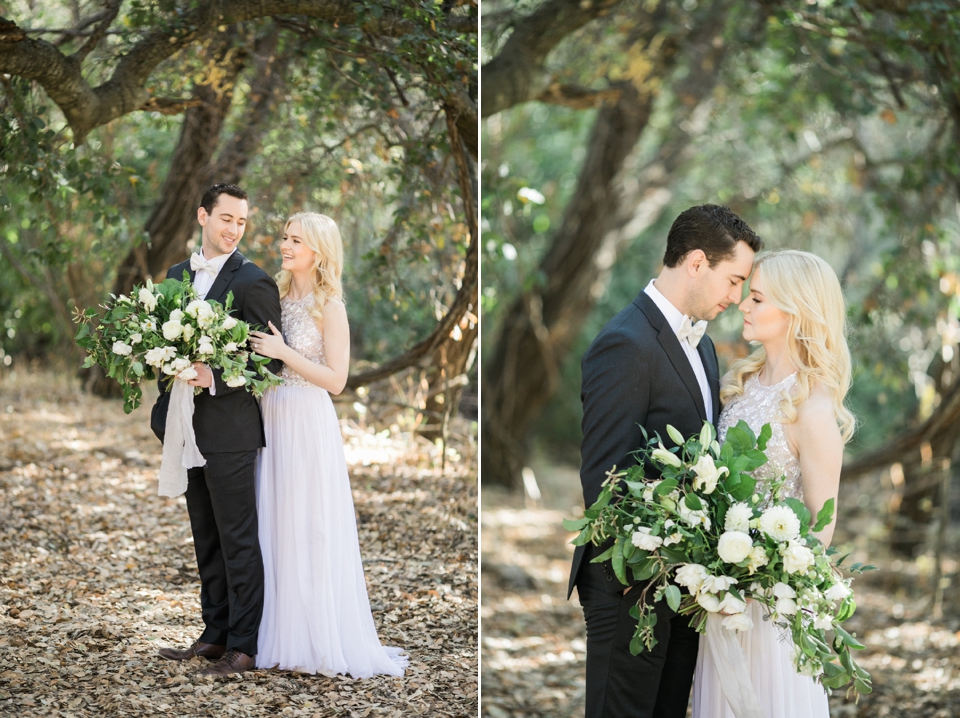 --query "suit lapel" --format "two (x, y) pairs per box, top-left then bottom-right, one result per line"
(206, 251), (244, 304)
(636, 291), (708, 424)
(698, 339), (721, 421)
